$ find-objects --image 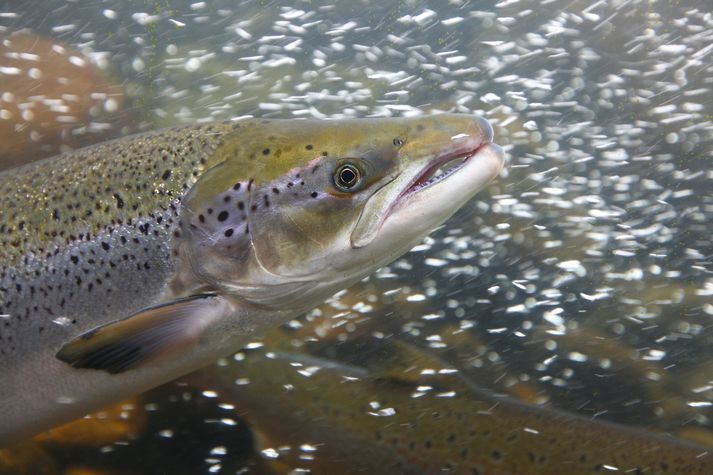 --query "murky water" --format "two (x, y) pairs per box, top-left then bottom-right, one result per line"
(1, 0), (712, 473)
